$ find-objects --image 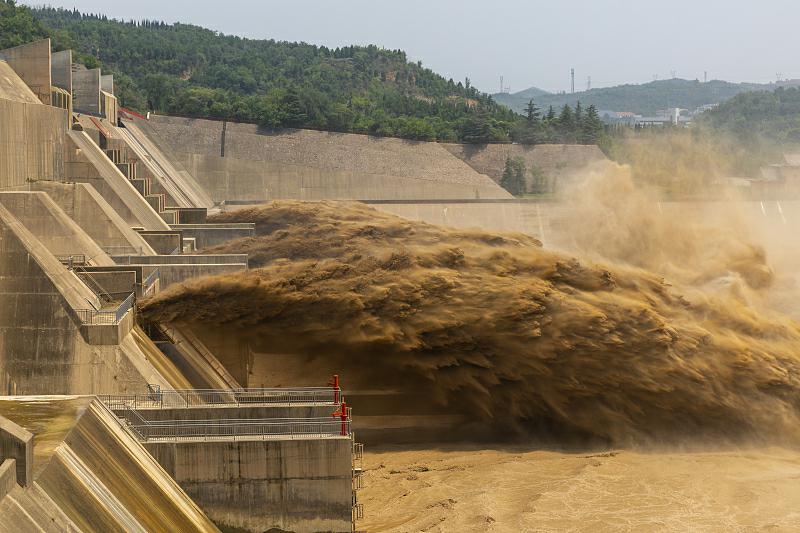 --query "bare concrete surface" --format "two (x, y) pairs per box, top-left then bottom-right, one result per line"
(0, 39), (52, 104)
(31, 181), (157, 255)
(66, 130), (170, 230)
(136, 115), (512, 201)
(0, 397), (219, 532)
